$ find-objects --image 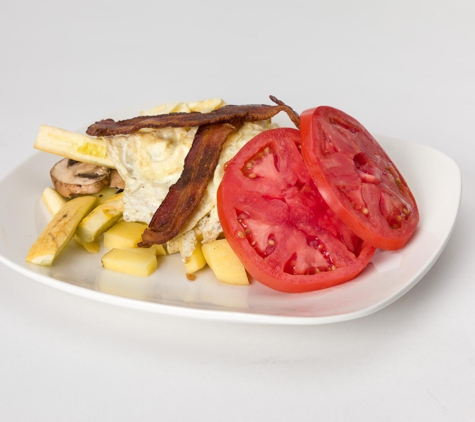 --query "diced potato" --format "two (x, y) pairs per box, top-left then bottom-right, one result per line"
(76, 193), (124, 243)
(104, 221), (148, 249)
(26, 196), (97, 265)
(180, 241), (206, 275)
(149, 244), (167, 256)
(101, 248), (158, 277)
(202, 239), (249, 285)
(103, 219), (167, 256)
